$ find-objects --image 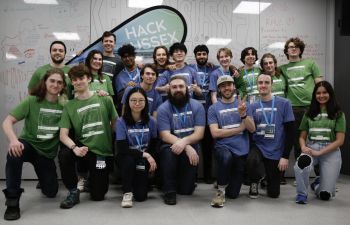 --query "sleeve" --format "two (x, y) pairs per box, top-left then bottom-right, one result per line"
(298, 113), (309, 131)
(193, 101), (206, 126)
(156, 104), (171, 132)
(335, 112), (346, 133)
(121, 86), (131, 105)
(209, 70), (218, 92)
(150, 118), (158, 138)
(9, 96), (31, 121)
(106, 75), (115, 96)
(207, 105), (218, 125)
(27, 70), (41, 90)
(116, 118), (127, 141)
(156, 70), (169, 87)
(283, 99), (295, 123)
(311, 60), (322, 78)
(59, 105), (72, 129)
(105, 96), (118, 119)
